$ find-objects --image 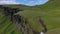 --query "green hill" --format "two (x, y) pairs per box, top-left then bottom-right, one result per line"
(0, 0), (60, 34)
